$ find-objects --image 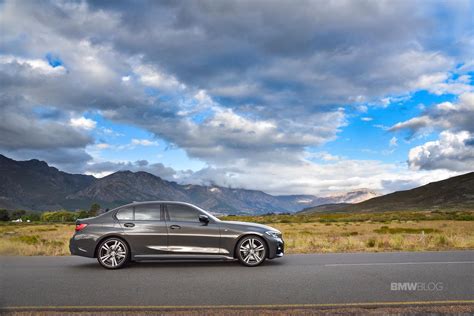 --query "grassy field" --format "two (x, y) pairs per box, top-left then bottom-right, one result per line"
(0, 210), (473, 256)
